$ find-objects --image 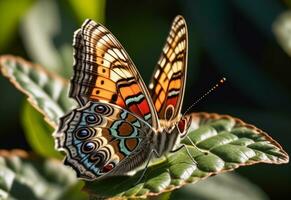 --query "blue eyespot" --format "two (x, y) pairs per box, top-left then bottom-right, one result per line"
(87, 115), (96, 121)
(86, 114), (97, 123)
(82, 142), (96, 153)
(79, 129), (89, 137)
(95, 105), (105, 113)
(93, 103), (112, 115)
(75, 128), (93, 139)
